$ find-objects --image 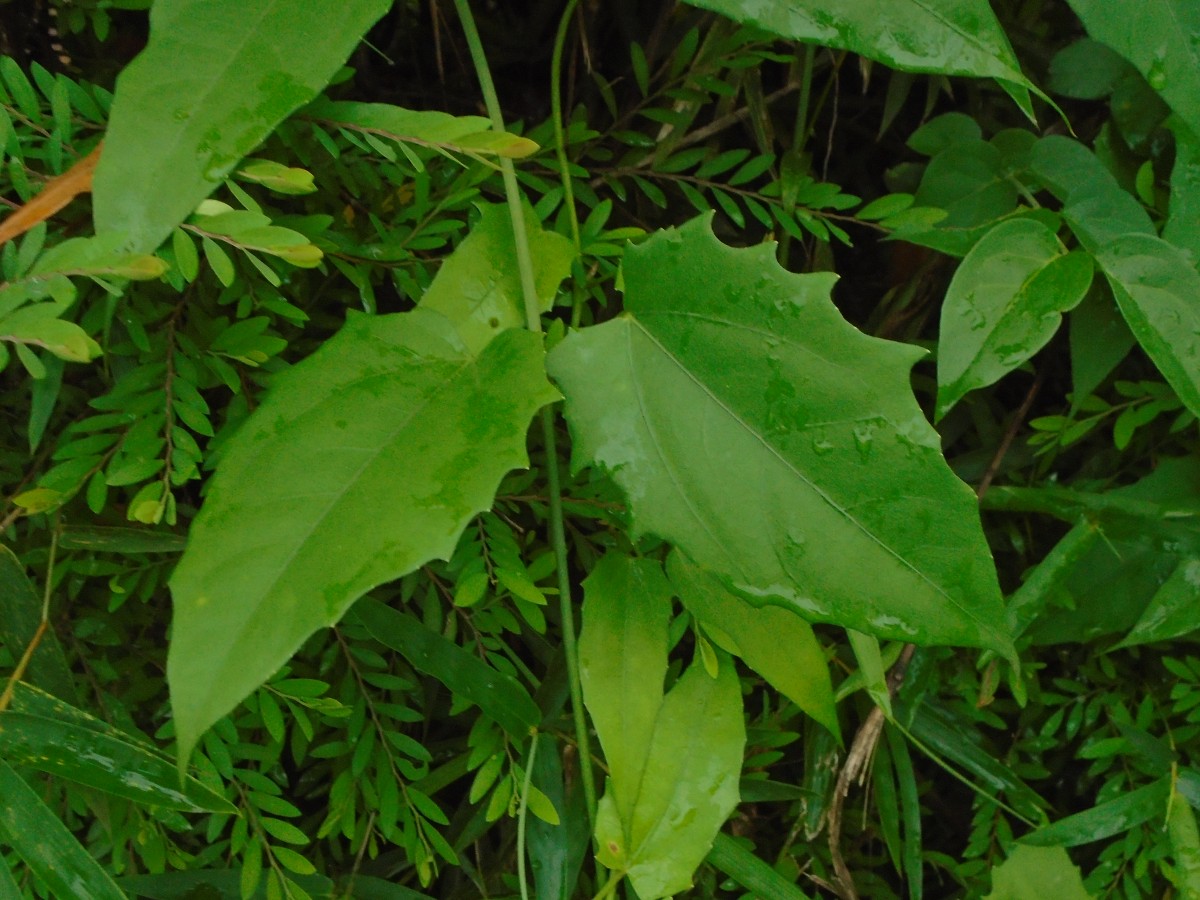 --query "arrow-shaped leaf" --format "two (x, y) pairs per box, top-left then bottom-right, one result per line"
(169, 308), (557, 762)
(548, 214), (1012, 658)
